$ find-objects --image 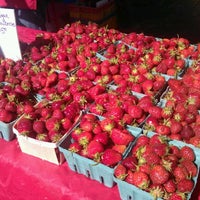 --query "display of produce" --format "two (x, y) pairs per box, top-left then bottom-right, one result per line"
(0, 21), (200, 199)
